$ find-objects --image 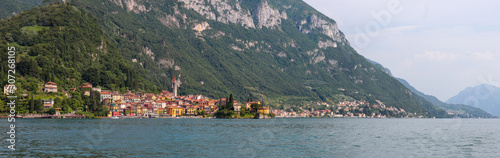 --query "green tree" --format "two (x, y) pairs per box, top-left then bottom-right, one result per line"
(29, 95), (35, 113)
(0, 100), (5, 112)
(83, 67), (101, 86)
(240, 105), (247, 116)
(47, 107), (56, 115)
(35, 98), (43, 112)
(228, 94), (234, 111)
(251, 103), (262, 113)
(197, 110), (206, 115)
(53, 97), (61, 108)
